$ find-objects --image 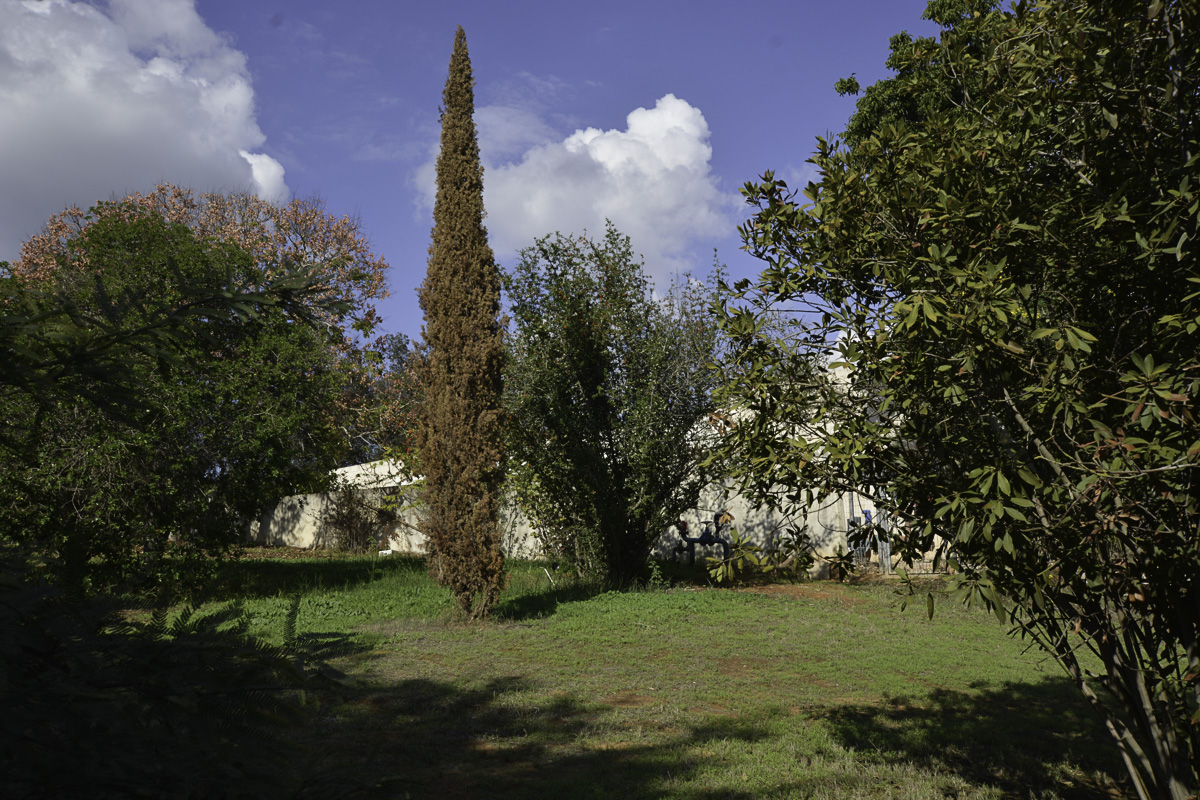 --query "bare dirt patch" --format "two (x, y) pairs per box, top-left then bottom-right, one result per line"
(733, 583), (871, 606)
(601, 692), (656, 708)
